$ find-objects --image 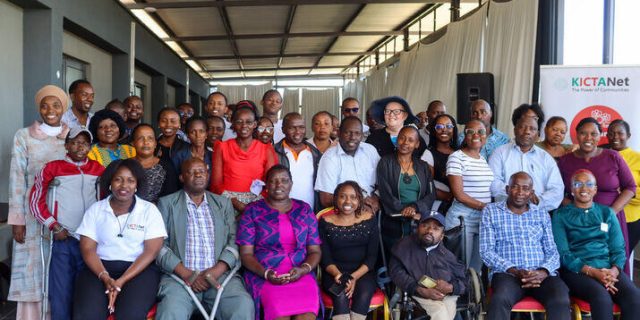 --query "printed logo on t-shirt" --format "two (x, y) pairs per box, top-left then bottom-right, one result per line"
(128, 224), (145, 232)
